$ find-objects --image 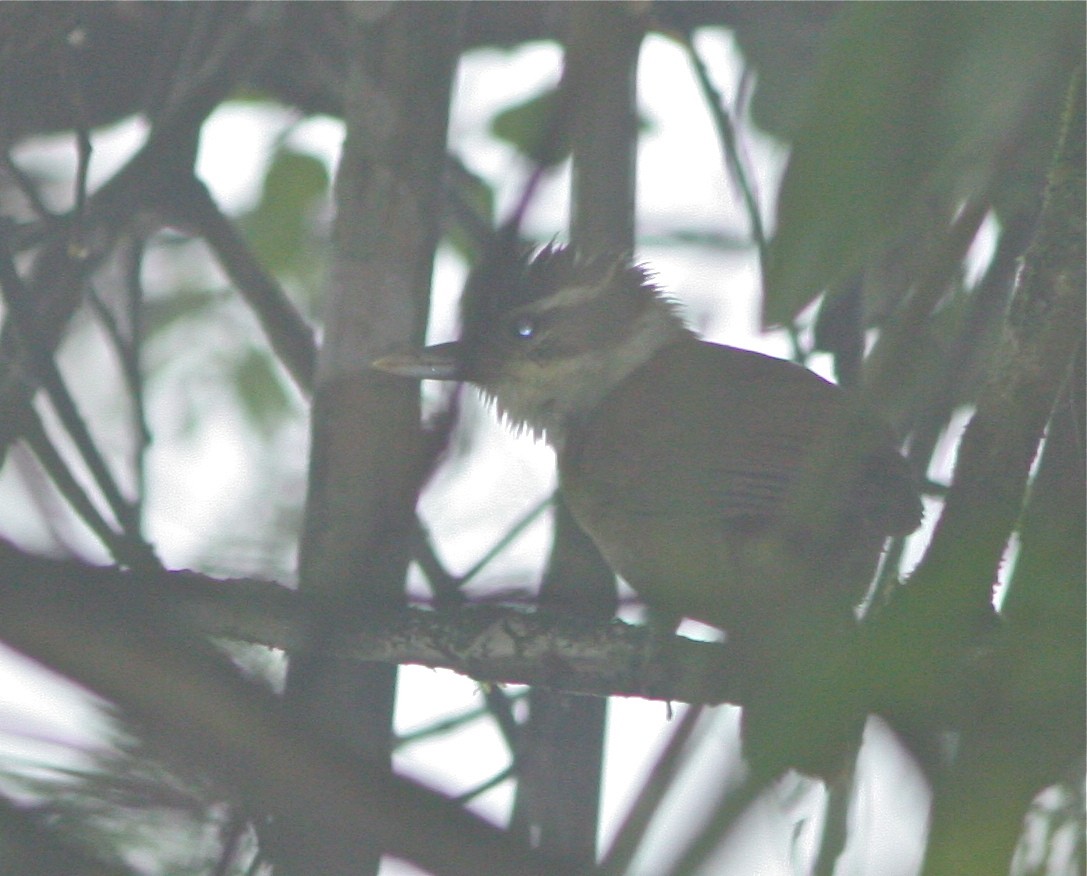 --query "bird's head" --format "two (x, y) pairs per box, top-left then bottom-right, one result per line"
(375, 243), (689, 444)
